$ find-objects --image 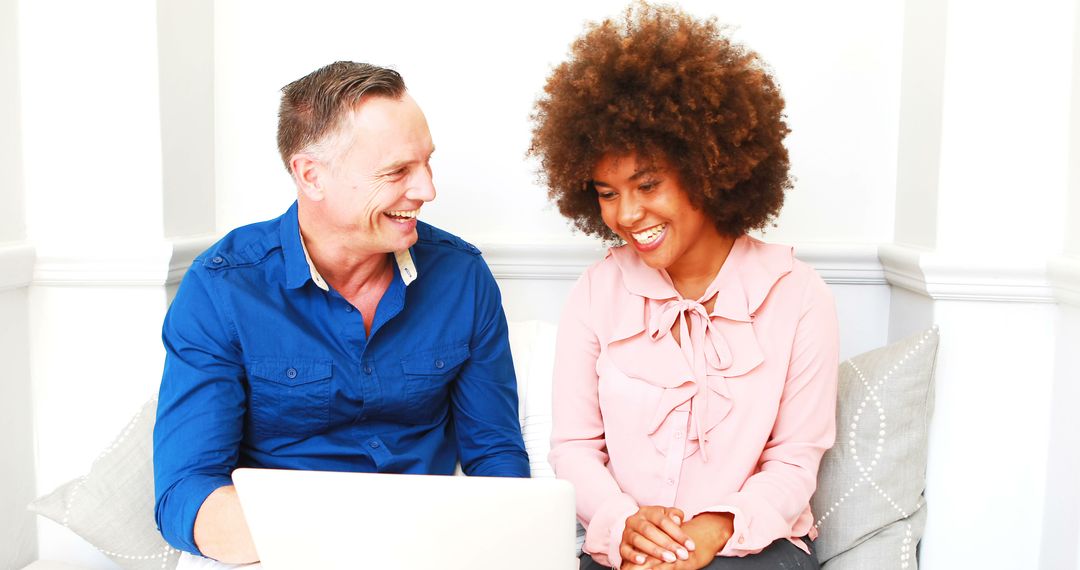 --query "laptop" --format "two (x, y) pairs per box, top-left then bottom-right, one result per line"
(232, 467), (578, 570)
